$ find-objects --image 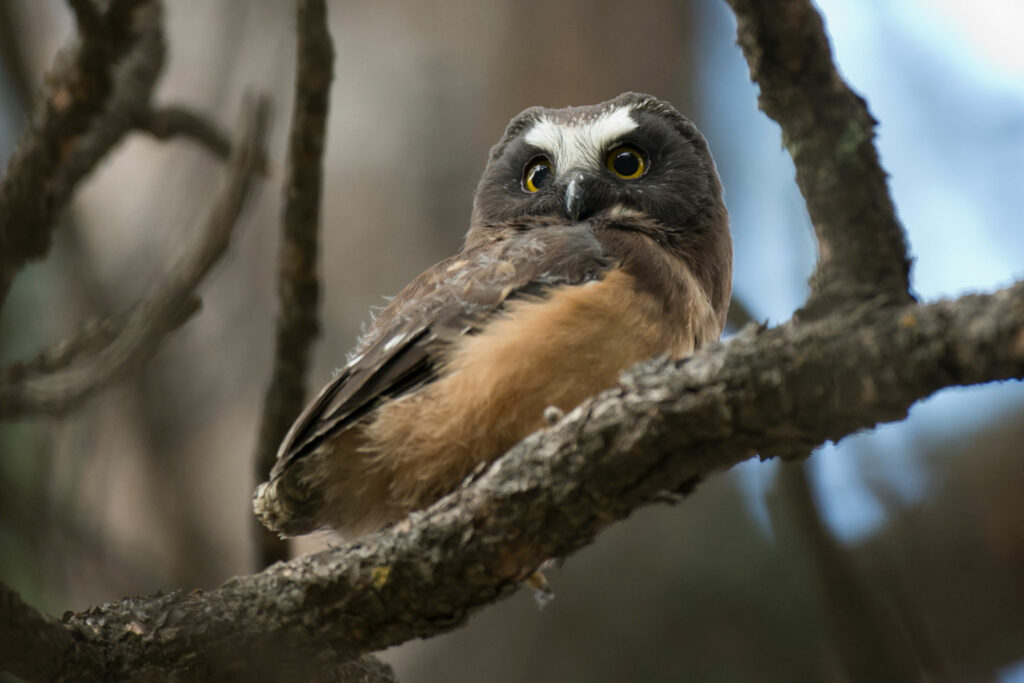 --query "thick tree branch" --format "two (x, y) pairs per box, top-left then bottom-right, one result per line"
(0, 0), (164, 309)
(1, 574), (396, 683)
(0, 97), (270, 418)
(724, 0), (913, 317)
(27, 283), (1018, 680)
(0, 580), (105, 681)
(253, 0), (334, 569)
